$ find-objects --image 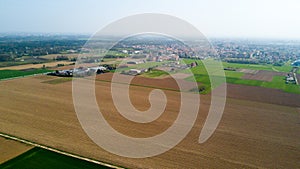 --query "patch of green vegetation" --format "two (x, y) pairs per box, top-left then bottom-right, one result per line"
(114, 61), (166, 73)
(0, 69), (51, 80)
(0, 147), (110, 169)
(262, 76), (300, 94)
(183, 59), (299, 94)
(105, 51), (128, 58)
(0, 59), (52, 68)
(224, 70), (244, 78)
(187, 74), (300, 94)
(222, 62), (292, 72)
(134, 61), (165, 69)
(42, 77), (72, 84)
(185, 74), (212, 94)
(226, 77), (263, 86)
(141, 69), (169, 78)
